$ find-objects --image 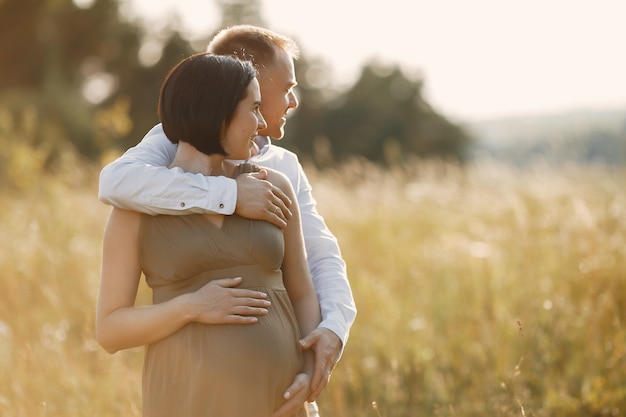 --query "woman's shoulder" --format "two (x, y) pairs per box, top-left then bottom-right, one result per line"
(231, 162), (293, 196)
(105, 207), (142, 238)
(264, 168), (294, 195)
